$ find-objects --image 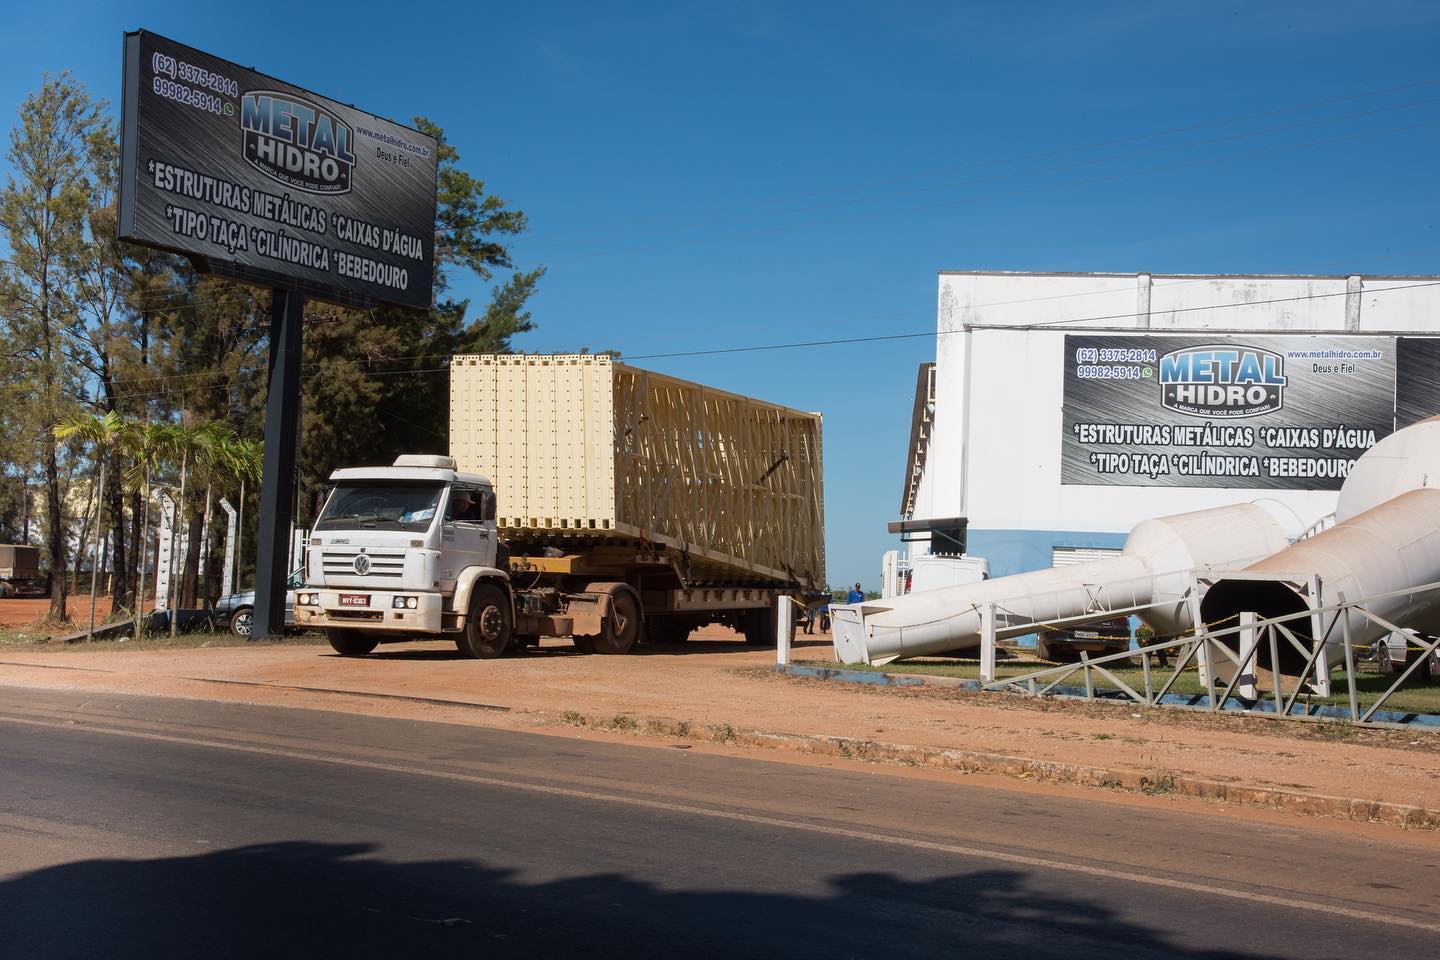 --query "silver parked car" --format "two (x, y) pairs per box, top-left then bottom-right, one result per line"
(214, 567), (305, 638)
